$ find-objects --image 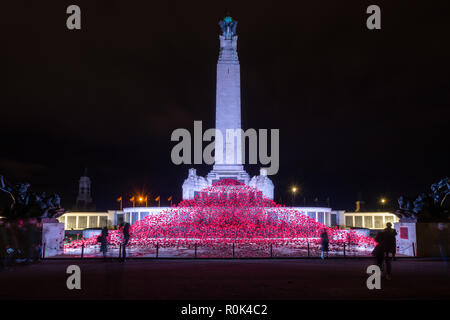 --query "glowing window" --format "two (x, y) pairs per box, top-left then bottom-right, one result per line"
(88, 216), (98, 228)
(99, 216), (107, 228)
(364, 216), (373, 229)
(318, 212), (324, 223)
(355, 216), (363, 228)
(78, 216), (87, 229)
(374, 216), (383, 228)
(385, 215), (394, 224)
(345, 216), (353, 227)
(67, 216), (76, 229)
